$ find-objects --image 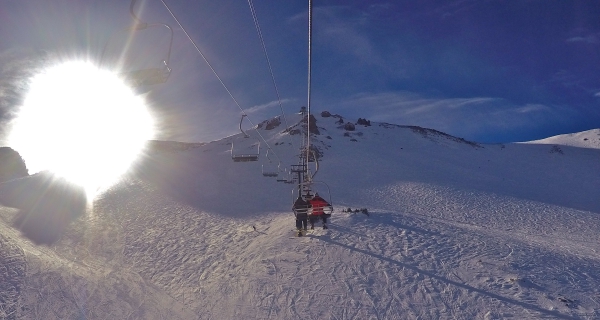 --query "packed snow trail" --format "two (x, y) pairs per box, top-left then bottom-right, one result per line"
(3, 177), (600, 319)
(61, 178), (600, 319)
